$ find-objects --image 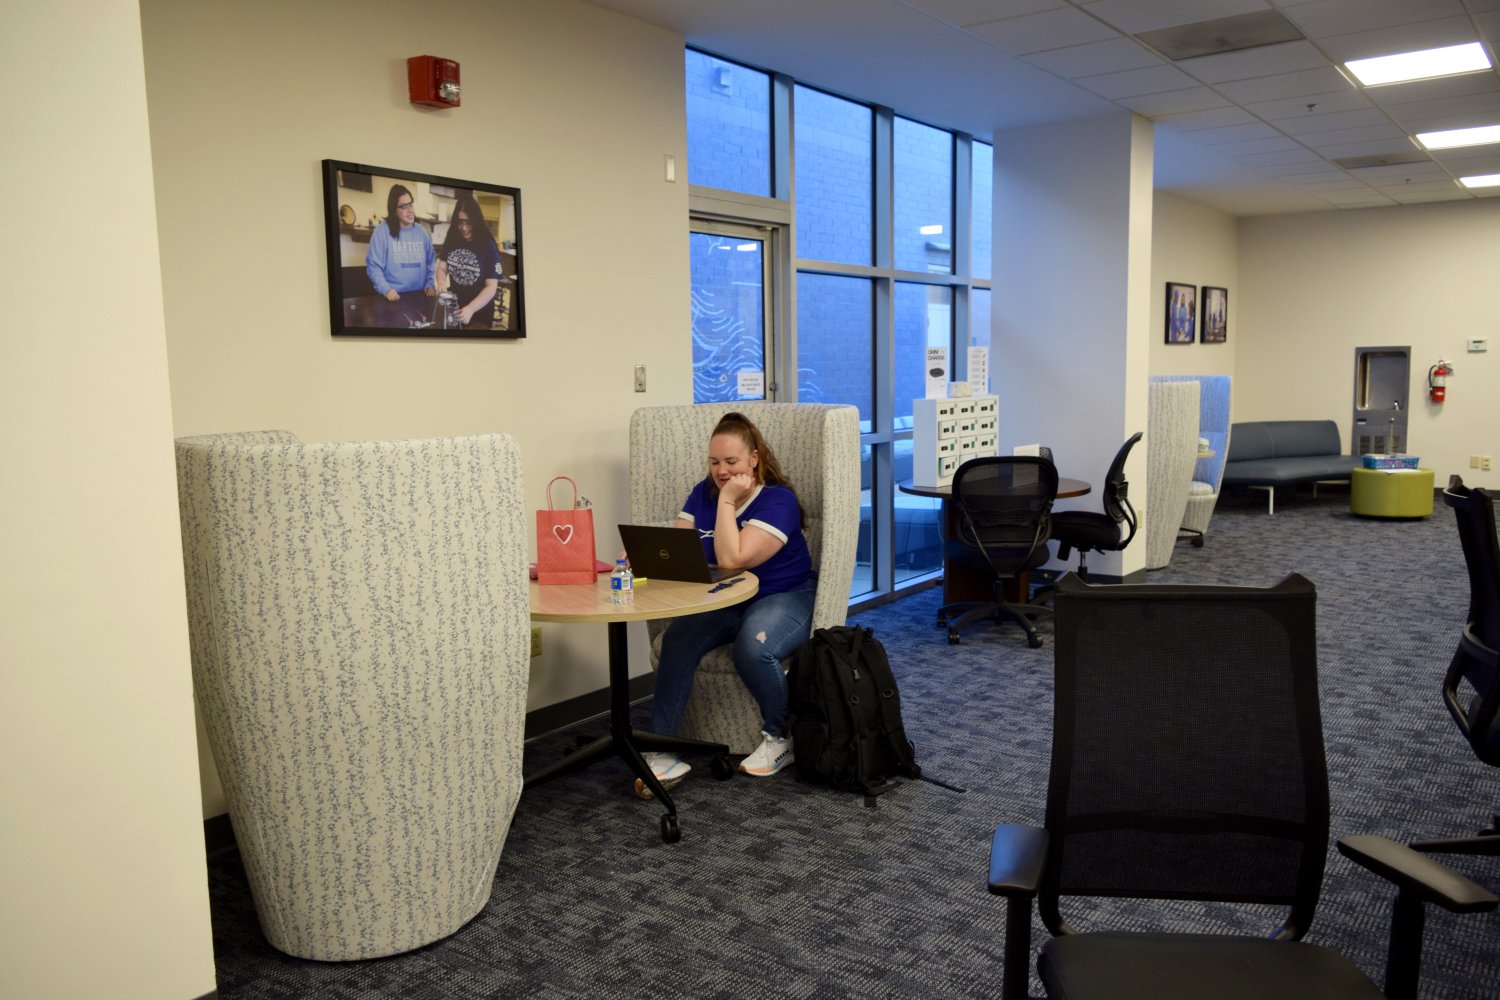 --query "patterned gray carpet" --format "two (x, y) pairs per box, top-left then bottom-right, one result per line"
(207, 487), (1499, 998)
